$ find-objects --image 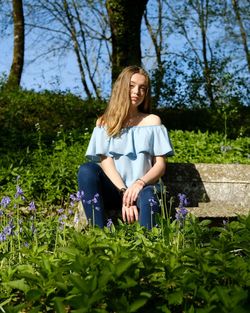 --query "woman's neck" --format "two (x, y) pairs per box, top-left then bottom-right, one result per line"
(127, 109), (140, 118)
